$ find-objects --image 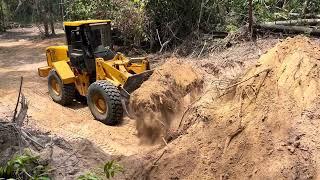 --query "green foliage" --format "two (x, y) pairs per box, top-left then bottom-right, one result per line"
(64, 0), (100, 20)
(77, 160), (123, 180)
(103, 160), (123, 179)
(1, 0), (19, 21)
(64, 0), (147, 45)
(144, 0), (320, 49)
(77, 172), (101, 180)
(0, 153), (50, 180)
(2, 0), (320, 47)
